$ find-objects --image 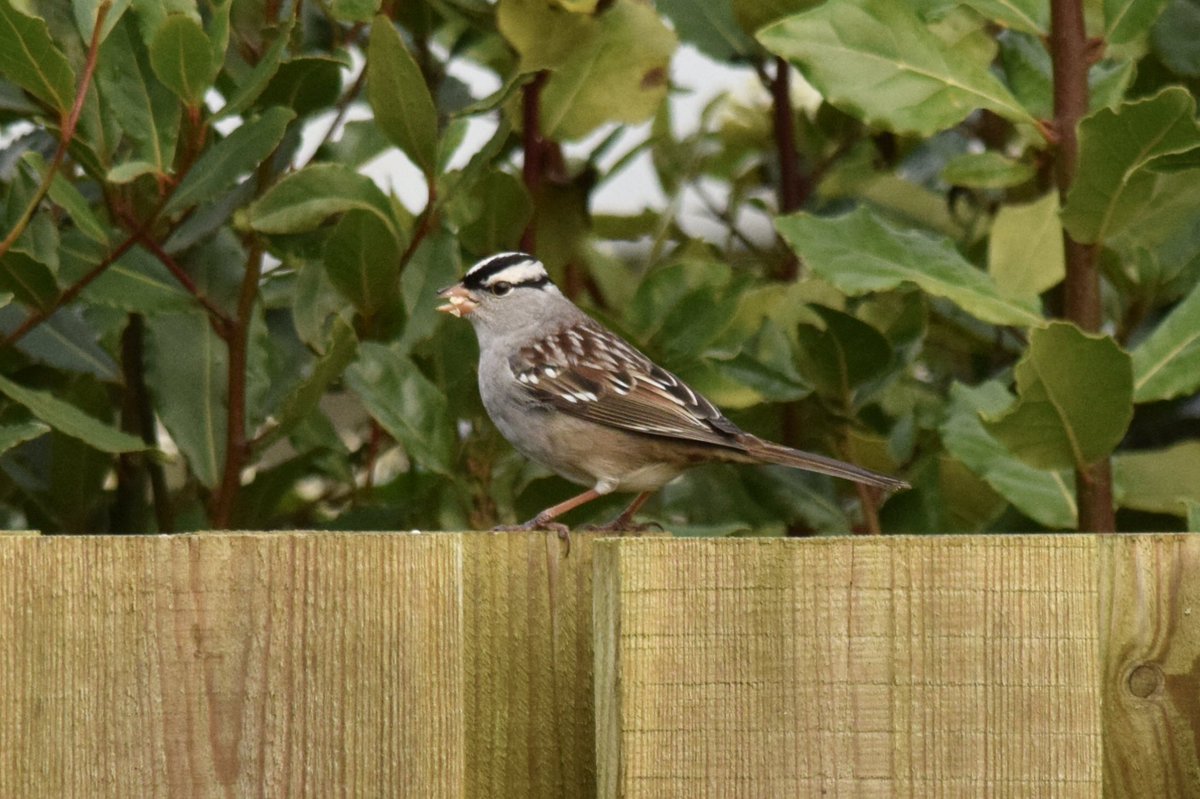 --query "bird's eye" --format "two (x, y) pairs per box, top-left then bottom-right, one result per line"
(490, 281), (513, 296)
